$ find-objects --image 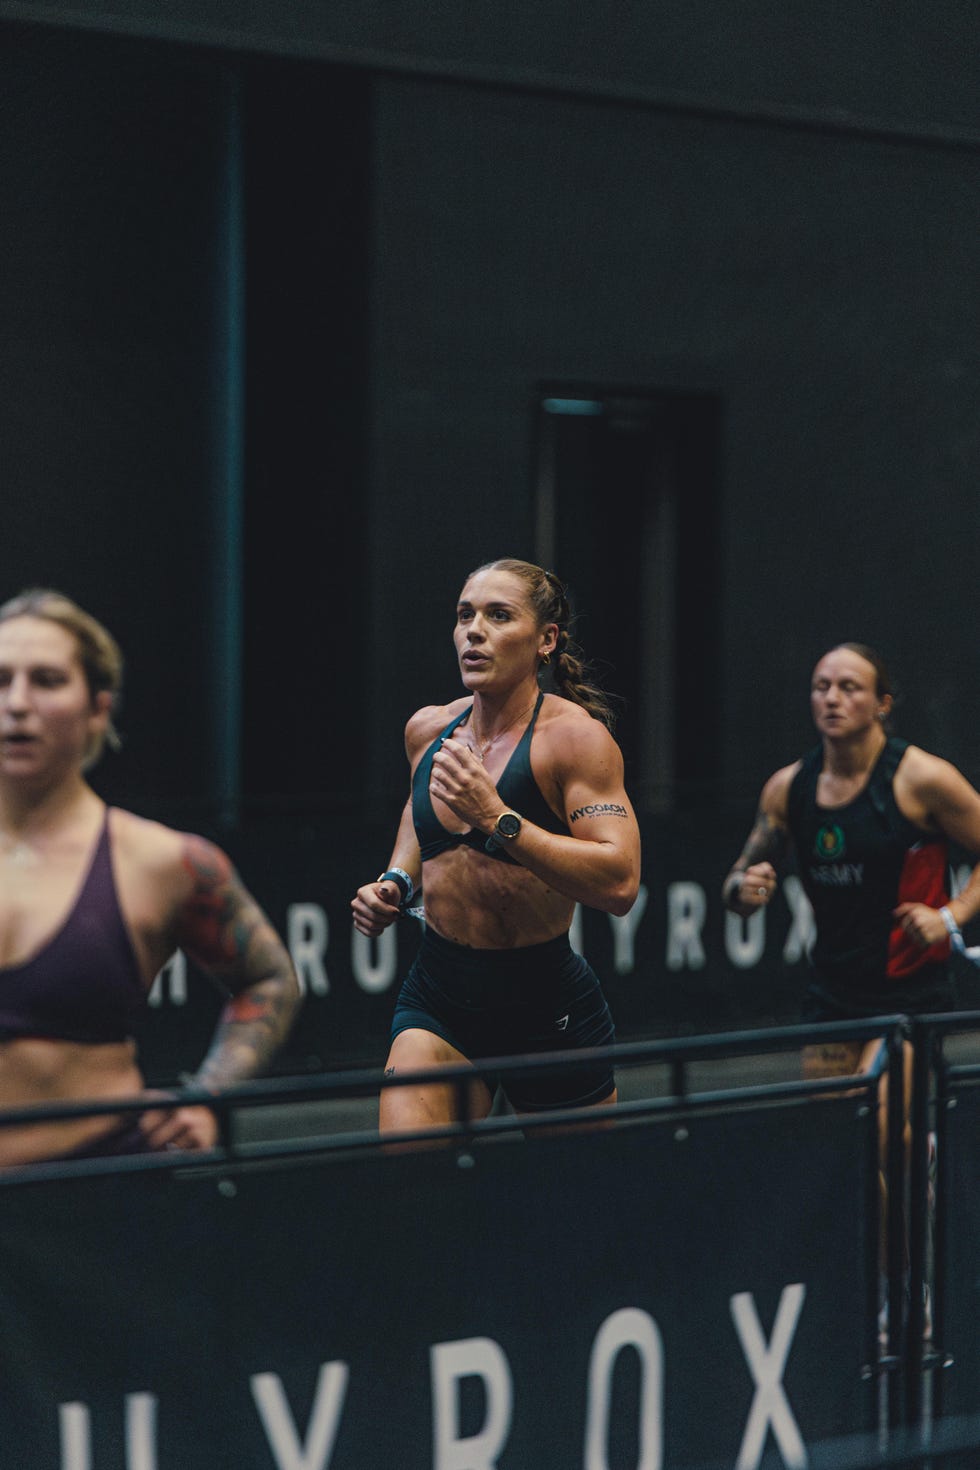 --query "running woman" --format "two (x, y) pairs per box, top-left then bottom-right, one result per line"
(0, 589), (300, 1164)
(351, 558), (641, 1134)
